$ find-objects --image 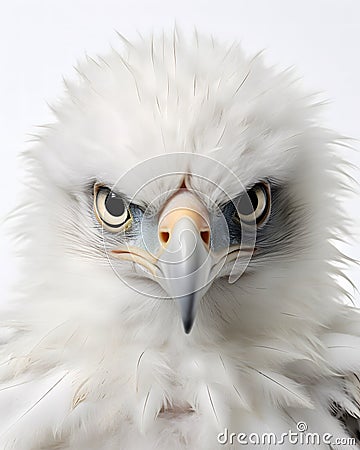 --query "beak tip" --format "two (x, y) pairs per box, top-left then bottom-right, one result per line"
(183, 318), (194, 334)
(176, 295), (197, 334)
